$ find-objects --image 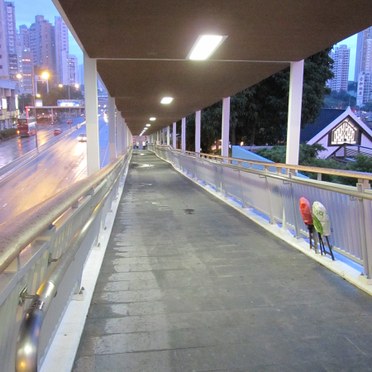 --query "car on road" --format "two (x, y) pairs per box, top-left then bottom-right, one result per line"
(78, 133), (87, 142)
(53, 128), (62, 136)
